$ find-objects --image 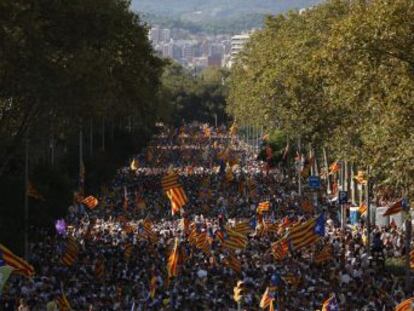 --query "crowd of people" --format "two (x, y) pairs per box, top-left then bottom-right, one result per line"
(1, 123), (413, 311)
